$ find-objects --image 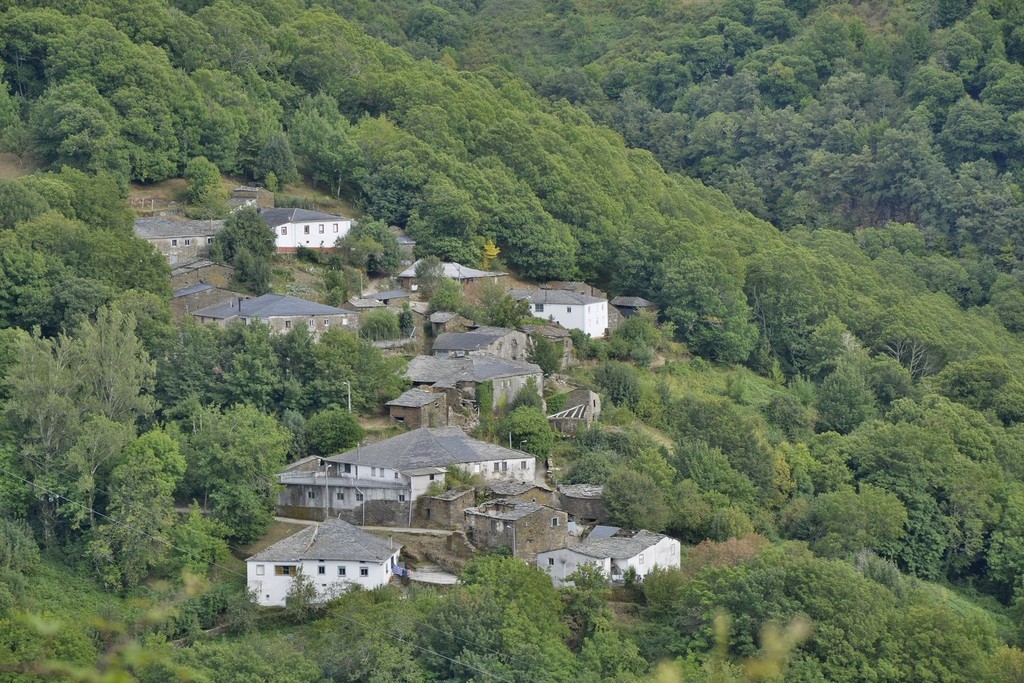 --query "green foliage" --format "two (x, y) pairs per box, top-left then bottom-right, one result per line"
(338, 219), (401, 275)
(528, 334), (562, 377)
(499, 406), (554, 457)
(184, 155), (224, 209)
(359, 309), (402, 341)
(305, 407), (365, 456)
(603, 466), (670, 532)
(427, 277), (464, 315)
